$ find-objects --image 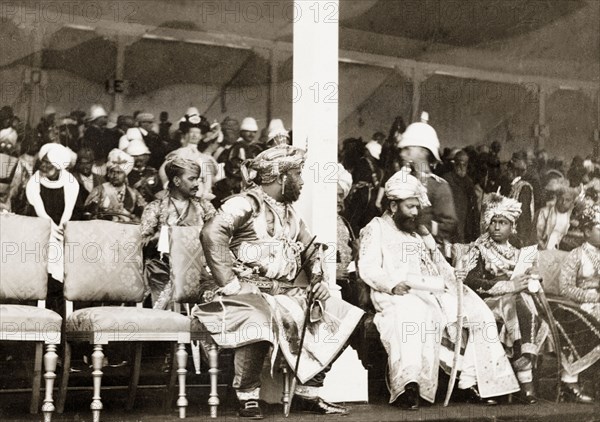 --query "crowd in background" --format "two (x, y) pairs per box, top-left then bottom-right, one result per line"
(0, 103), (292, 221)
(339, 114), (600, 254)
(2, 103), (599, 259)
